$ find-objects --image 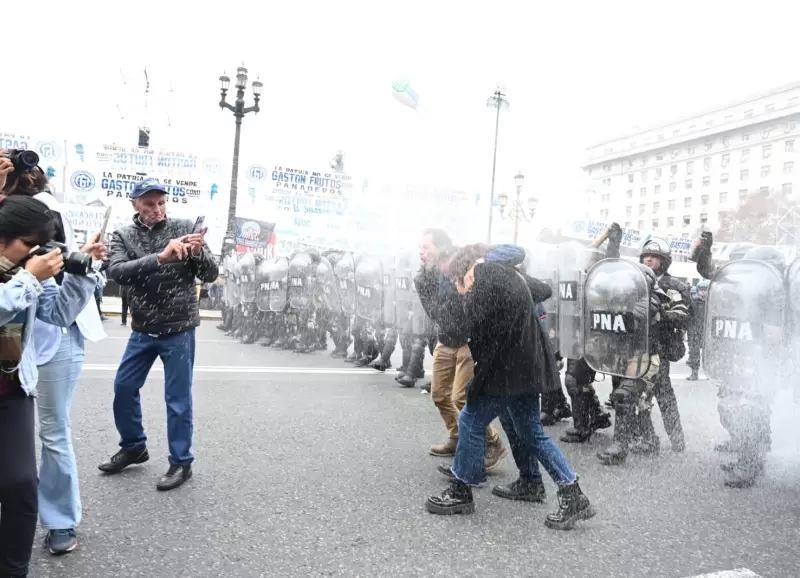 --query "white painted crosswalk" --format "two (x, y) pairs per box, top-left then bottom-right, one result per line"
(685, 569), (762, 578)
